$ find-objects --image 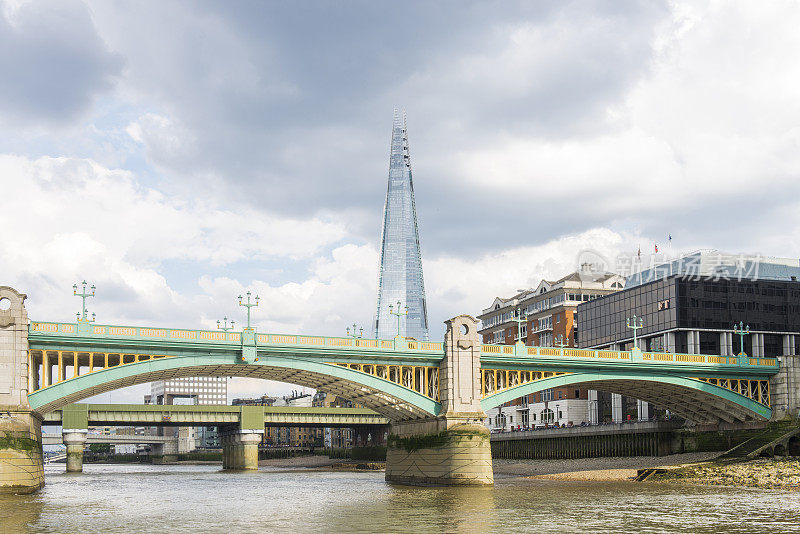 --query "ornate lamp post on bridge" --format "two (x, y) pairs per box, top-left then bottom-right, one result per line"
(626, 315), (644, 360)
(238, 291), (260, 363)
(734, 321), (750, 357)
(238, 291), (259, 329)
(510, 308), (528, 354)
(217, 316), (235, 332)
(389, 301), (408, 337)
(346, 324), (363, 339)
(555, 334), (569, 355)
(73, 280), (96, 334)
(73, 280), (96, 323)
(389, 301), (408, 348)
(626, 315), (644, 349)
